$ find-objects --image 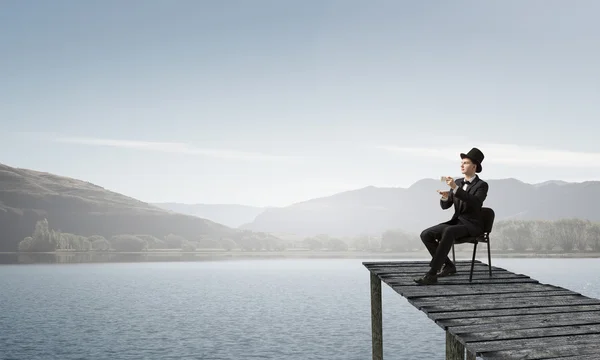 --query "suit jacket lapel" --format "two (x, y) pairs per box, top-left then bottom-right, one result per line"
(467, 176), (480, 195)
(460, 176), (480, 213)
(455, 178), (463, 213)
